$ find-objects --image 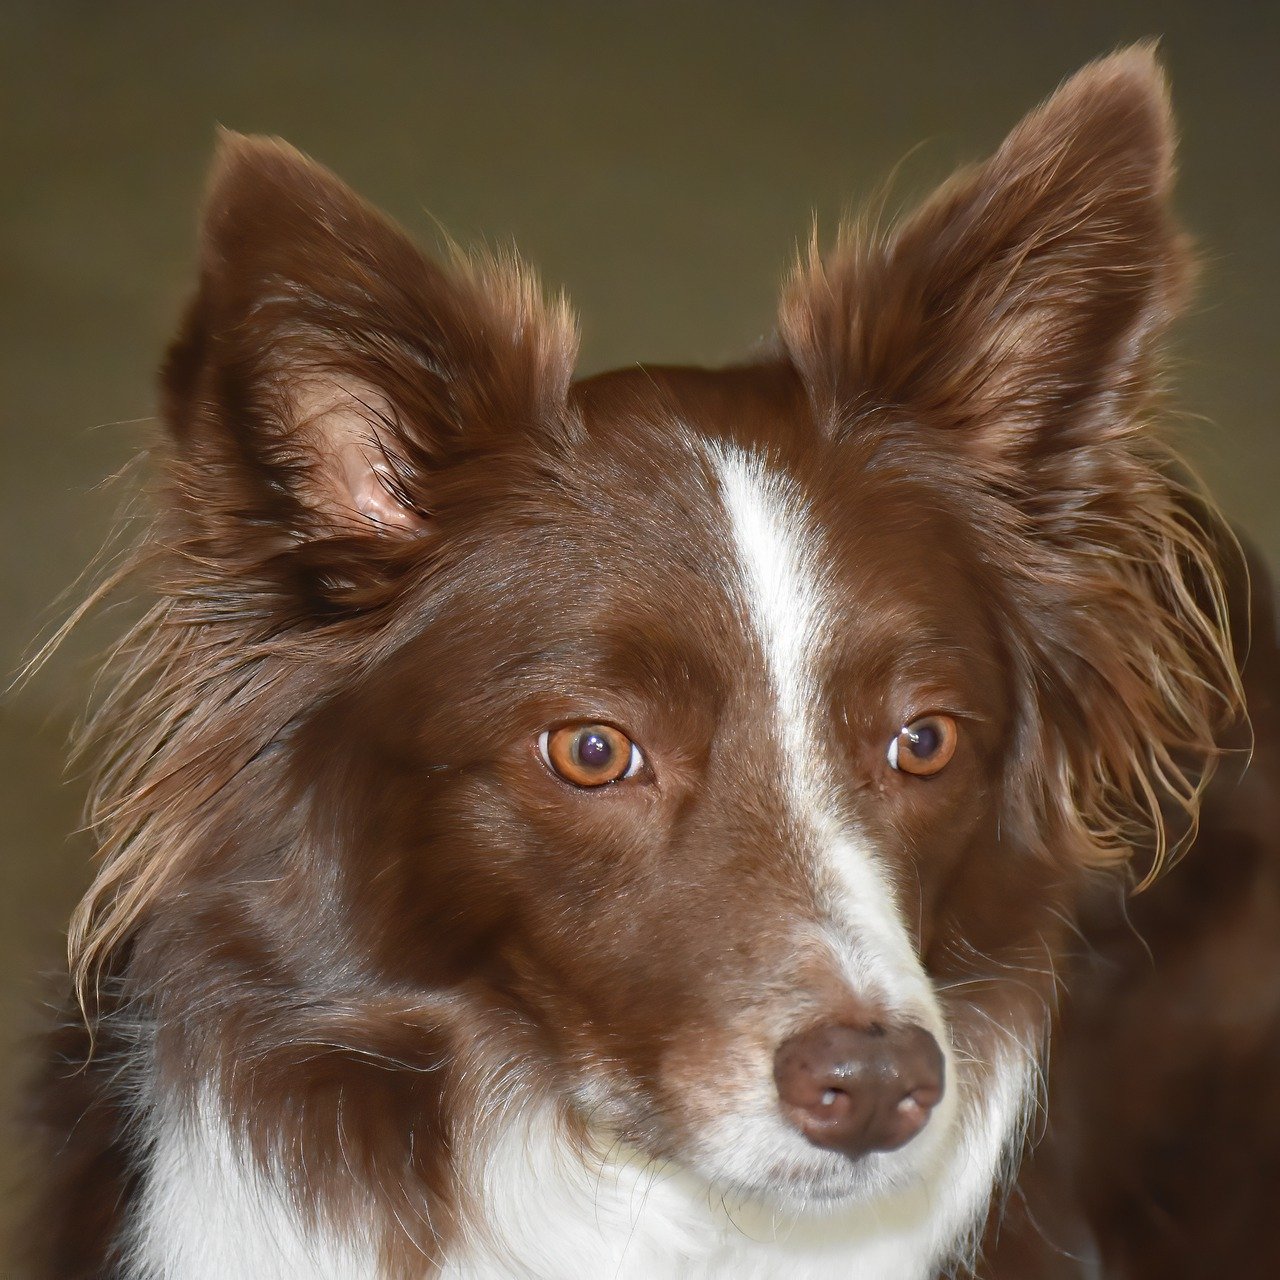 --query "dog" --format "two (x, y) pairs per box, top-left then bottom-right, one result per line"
(24, 44), (1280, 1279)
